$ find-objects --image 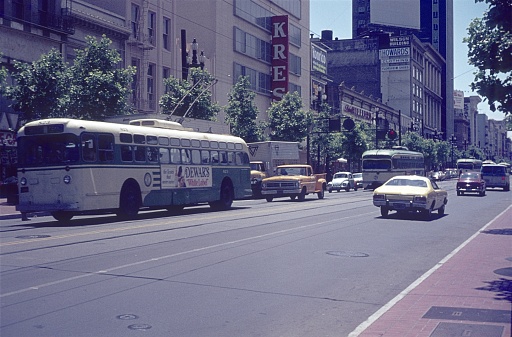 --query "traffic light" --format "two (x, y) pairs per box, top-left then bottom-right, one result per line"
(328, 118), (341, 132)
(387, 129), (397, 140)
